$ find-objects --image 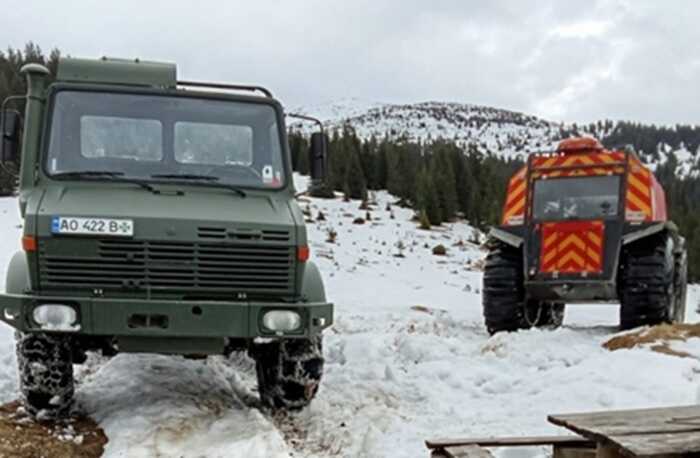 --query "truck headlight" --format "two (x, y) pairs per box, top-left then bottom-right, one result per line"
(262, 310), (301, 332)
(32, 304), (80, 331)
